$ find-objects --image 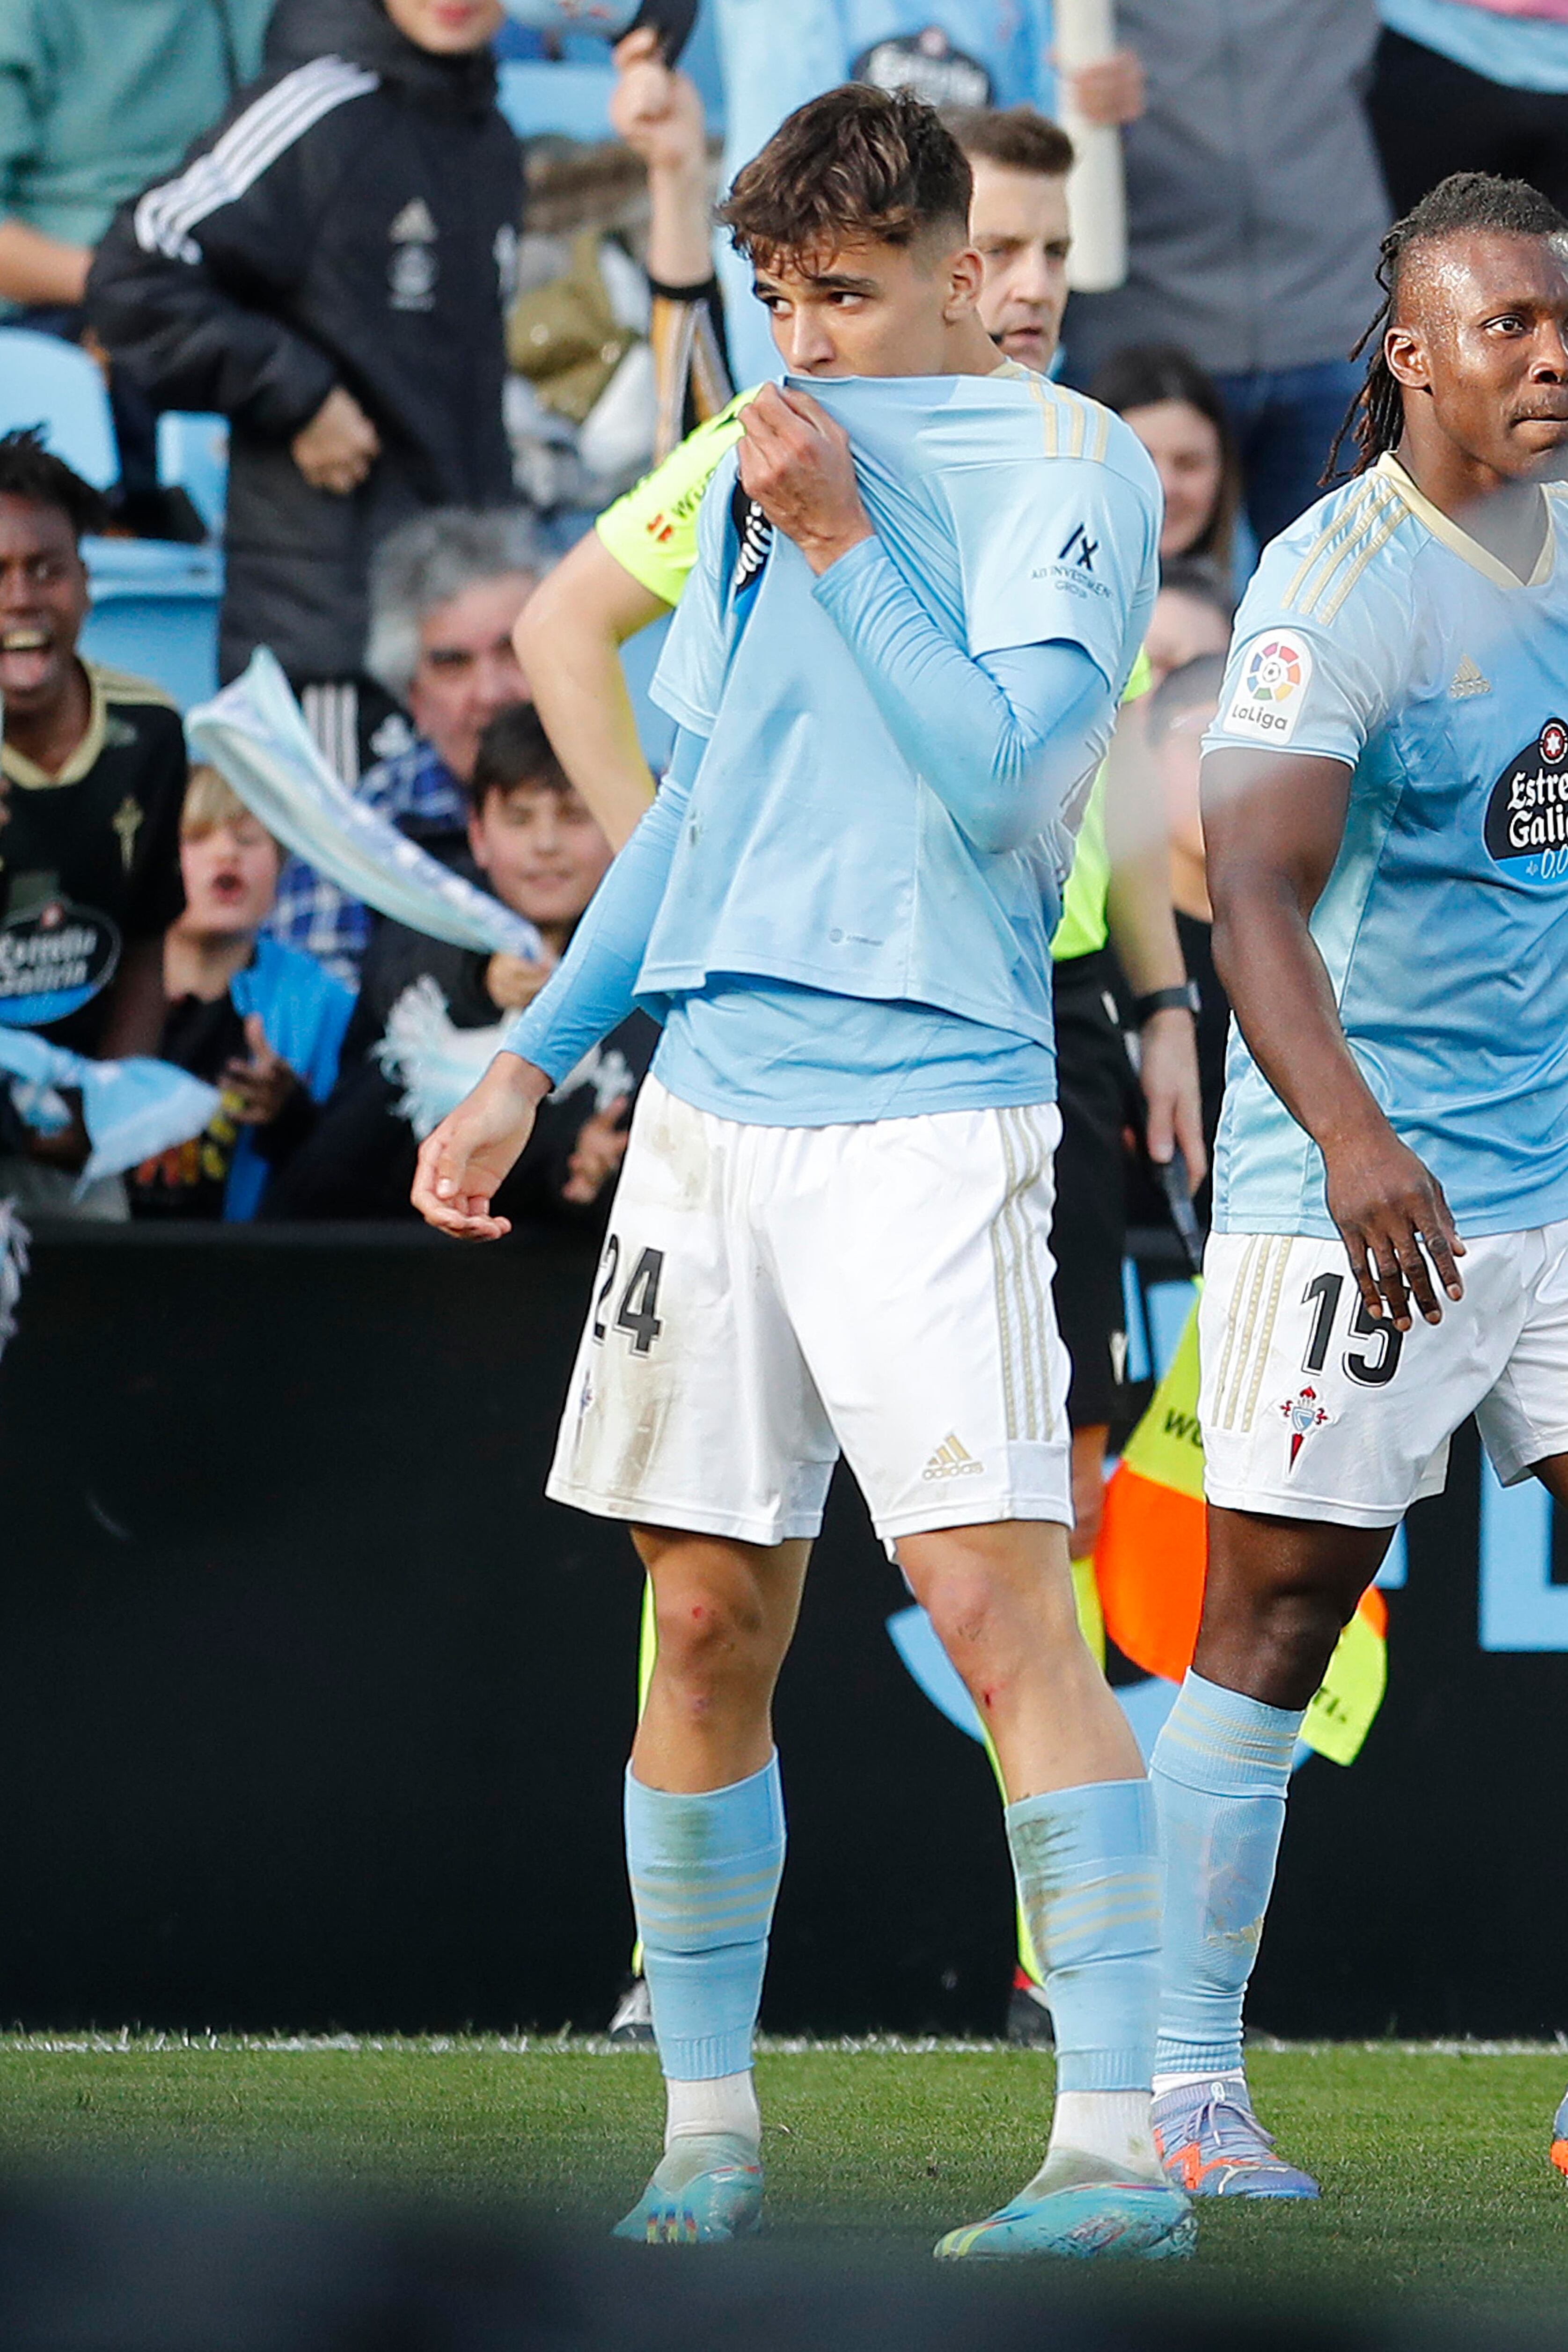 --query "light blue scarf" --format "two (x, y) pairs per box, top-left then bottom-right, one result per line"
(187, 650), (544, 962)
(0, 1026), (220, 1192)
